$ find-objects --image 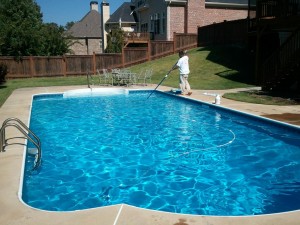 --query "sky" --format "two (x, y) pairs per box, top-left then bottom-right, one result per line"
(35, 0), (126, 26)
